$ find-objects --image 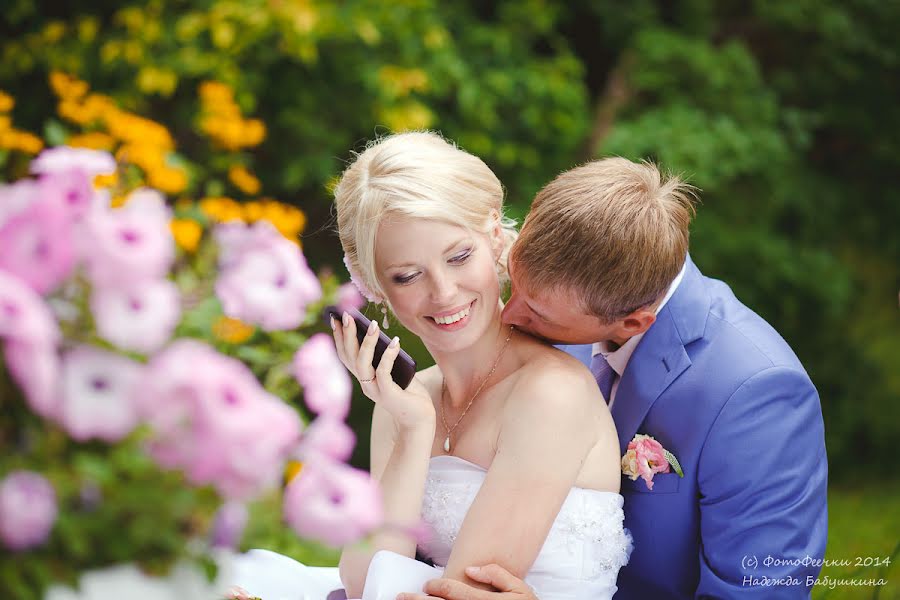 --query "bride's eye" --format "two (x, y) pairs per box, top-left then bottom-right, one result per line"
(449, 249), (473, 265)
(393, 272), (419, 285)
